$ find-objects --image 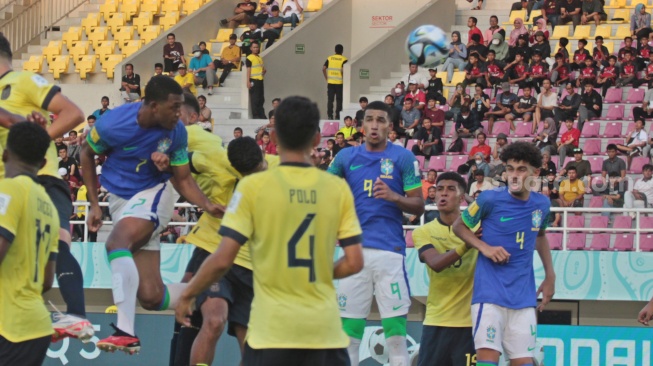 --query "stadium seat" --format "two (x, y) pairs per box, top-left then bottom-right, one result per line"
(42, 40), (63, 64)
(582, 139), (602, 155)
(427, 155), (446, 172)
(62, 26), (83, 45)
(121, 0), (141, 21)
(122, 40), (144, 57)
(445, 71), (465, 87)
(101, 54), (125, 79)
(628, 0), (647, 8)
(593, 24), (613, 39)
(95, 40), (117, 62)
(547, 232), (563, 250)
(581, 122), (600, 137)
(321, 122), (338, 136)
(503, 10), (526, 26)
(589, 216), (609, 231)
(211, 28), (235, 43)
(567, 215), (585, 230)
(405, 230), (414, 248)
(22, 55), (44, 73)
(641, 234), (653, 251)
(625, 105), (637, 119)
(68, 40), (91, 61)
(306, 0), (323, 11)
(48, 55), (70, 79)
(448, 155), (468, 172)
(184, 0), (203, 14)
(141, 0), (162, 13)
(88, 26), (109, 47)
(114, 26), (136, 48)
(588, 156), (604, 173)
(162, 0), (182, 14)
(609, 9), (631, 24)
(99, 0), (119, 22)
(604, 88), (622, 103)
(604, 0), (626, 8)
(603, 105), (624, 120)
(133, 11), (154, 34)
(613, 215), (633, 229)
(613, 234), (634, 251)
(550, 155), (559, 167)
(491, 121), (510, 137)
(74, 55), (98, 79)
(525, 10), (542, 24)
(551, 25), (570, 40)
(626, 88), (645, 103)
(603, 122), (623, 137)
(589, 233), (611, 250)
(513, 122), (531, 137)
(567, 233), (588, 250)
(415, 156), (426, 171)
(140, 25), (162, 44)
(629, 157), (649, 174)
(160, 11), (180, 30)
(405, 139), (419, 152)
(570, 25), (591, 40)
(107, 13), (127, 35)
(641, 216), (653, 228)
(589, 195), (603, 208)
(81, 13), (101, 34)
